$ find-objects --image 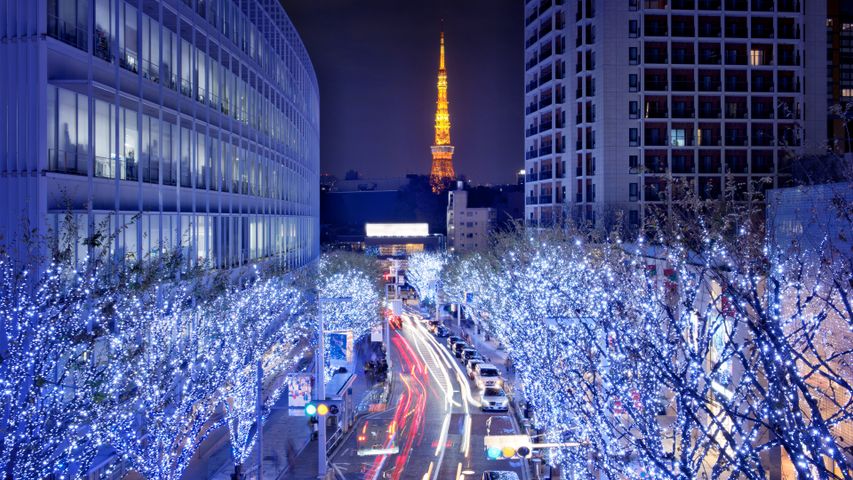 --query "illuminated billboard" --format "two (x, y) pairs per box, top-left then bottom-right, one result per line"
(365, 223), (429, 238)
